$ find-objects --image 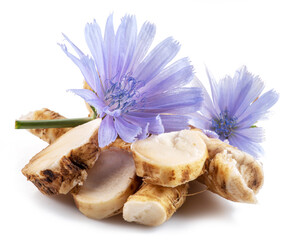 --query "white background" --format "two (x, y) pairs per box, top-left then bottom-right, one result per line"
(1, 0), (296, 239)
